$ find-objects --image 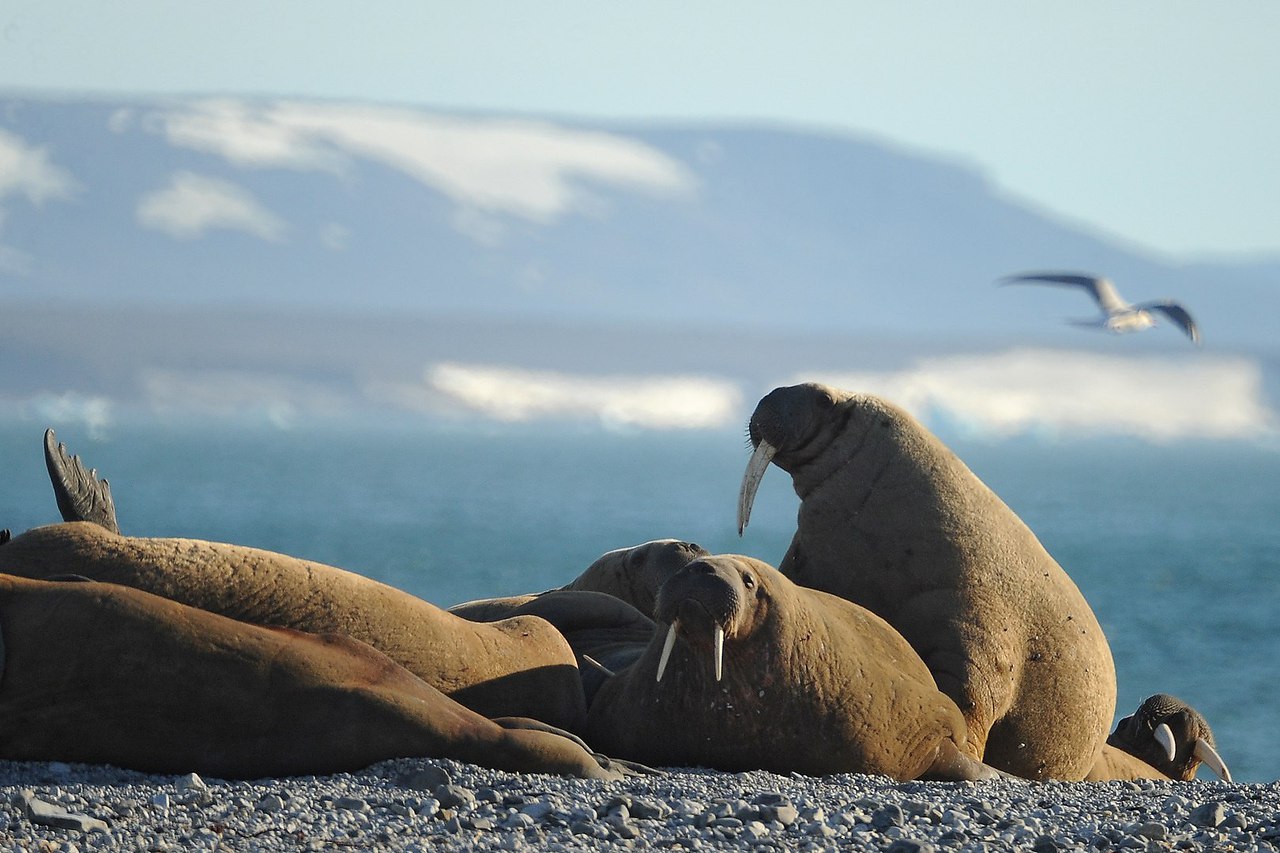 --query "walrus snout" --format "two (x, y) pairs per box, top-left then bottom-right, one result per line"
(747, 383), (842, 450)
(653, 560), (742, 630)
(652, 558), (752, 684)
